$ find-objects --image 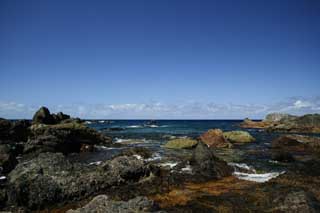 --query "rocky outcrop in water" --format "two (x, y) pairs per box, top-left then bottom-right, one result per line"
(199, 129), (232, 148)
(191, 142), (232, 180)
(25, 122), (112, 156)
(67, 195), (164, 213)
(223, 131), (255, 143)
(240, 113), (320, 133)
(164, 138), (198, 149)
(272, 135), (320, 153)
